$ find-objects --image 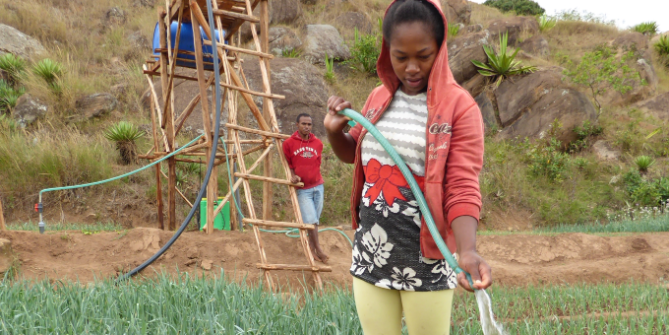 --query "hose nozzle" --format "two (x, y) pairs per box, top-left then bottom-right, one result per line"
(38, 221), (45, 234)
